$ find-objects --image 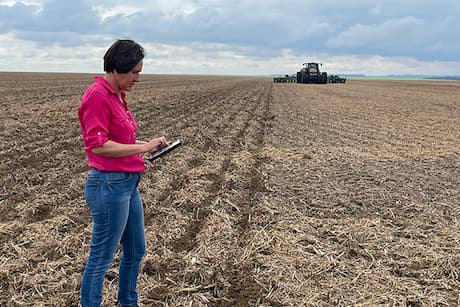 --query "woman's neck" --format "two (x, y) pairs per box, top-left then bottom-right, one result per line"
(103, 73), (120, 96)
